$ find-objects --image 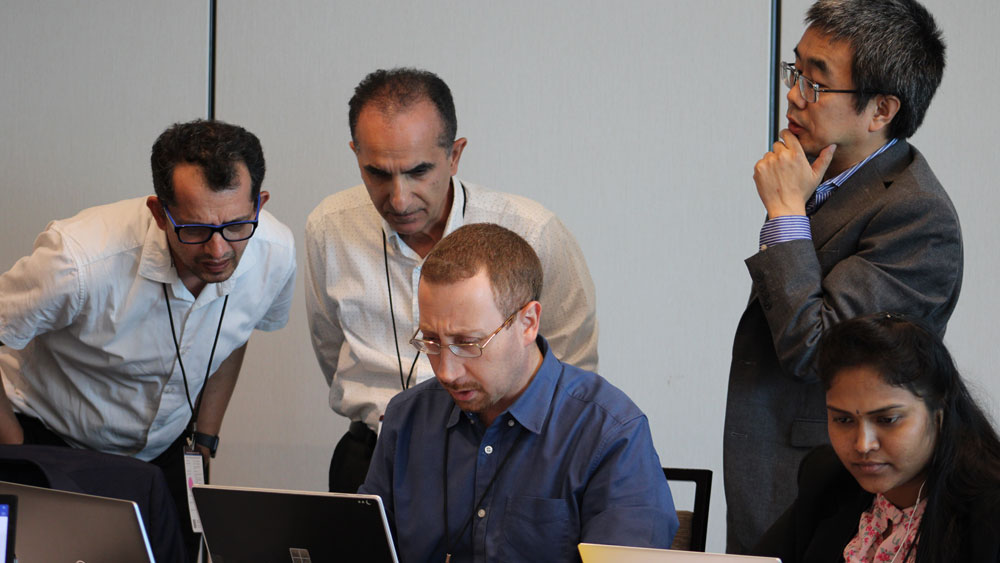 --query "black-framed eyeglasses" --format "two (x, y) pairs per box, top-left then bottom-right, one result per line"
(780, 61), (862, 103)
(161, 194), (261, 244)
(409, 304), (527, 358)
